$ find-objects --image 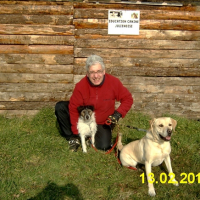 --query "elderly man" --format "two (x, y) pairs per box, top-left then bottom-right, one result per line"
(55, 55), (133, 152)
